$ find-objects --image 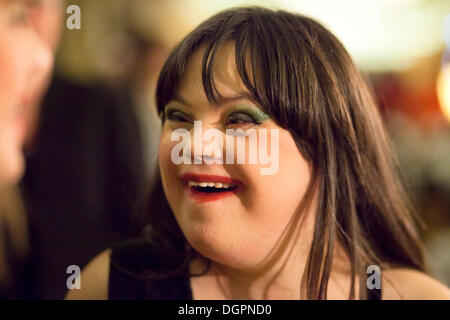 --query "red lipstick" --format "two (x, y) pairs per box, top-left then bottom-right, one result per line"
(180, 173), (243, 203)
